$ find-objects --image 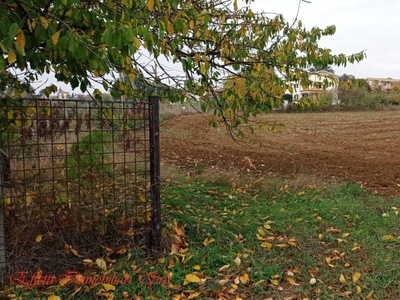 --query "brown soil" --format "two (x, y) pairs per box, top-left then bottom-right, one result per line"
(160, 110), (400, 196)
